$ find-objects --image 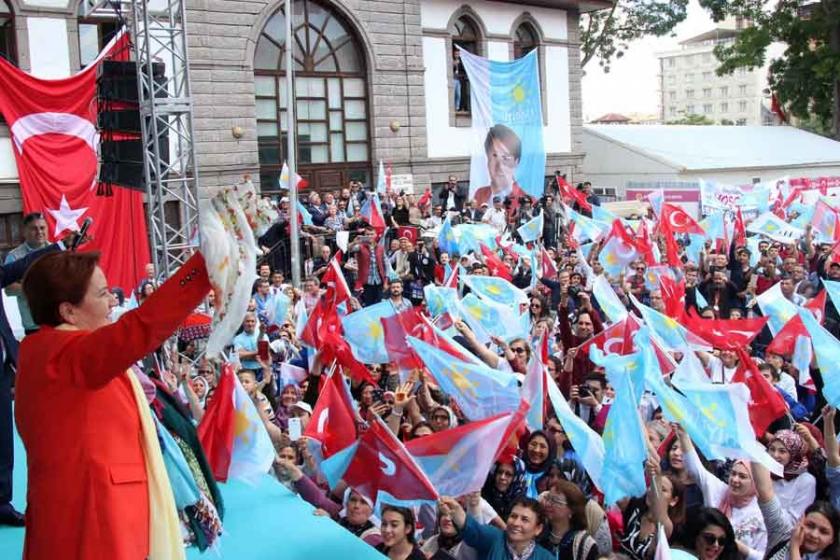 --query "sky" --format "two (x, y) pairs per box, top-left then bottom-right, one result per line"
(580, 0), (718, 121)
